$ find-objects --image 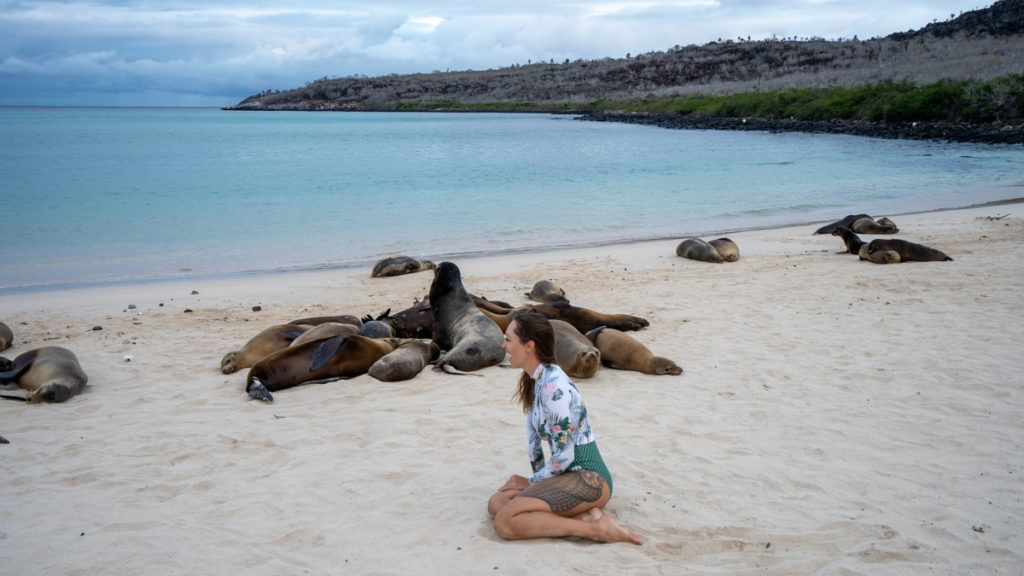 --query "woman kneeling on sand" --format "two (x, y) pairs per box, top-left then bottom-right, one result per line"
(488, 312), (642, 544)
